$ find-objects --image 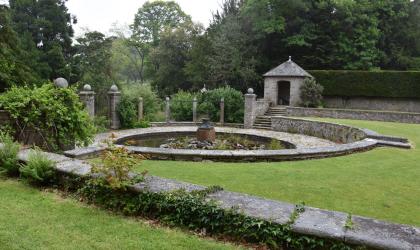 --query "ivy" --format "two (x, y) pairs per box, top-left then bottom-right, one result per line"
(78, 179), (356, 250)
(0, 84), (95, 152)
